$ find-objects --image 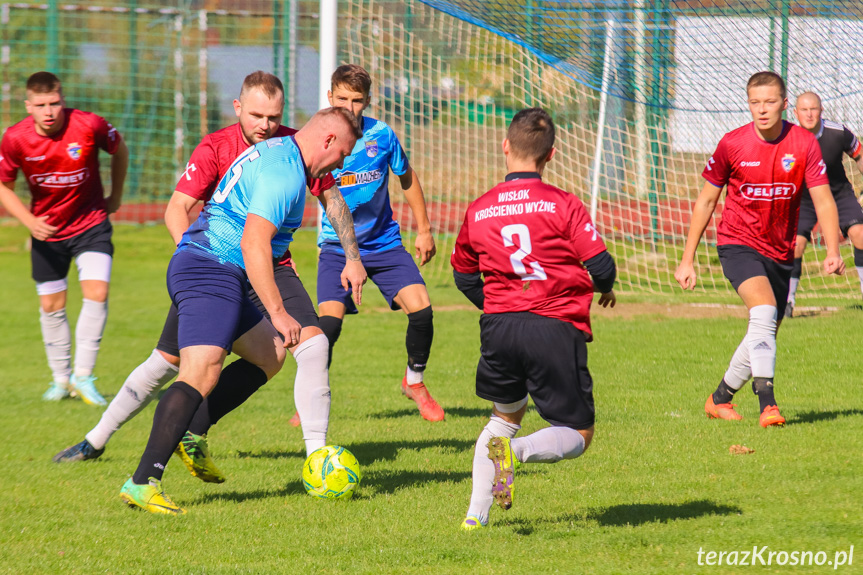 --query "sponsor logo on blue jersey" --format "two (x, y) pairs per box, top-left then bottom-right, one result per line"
(338, 169), (384, 188)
